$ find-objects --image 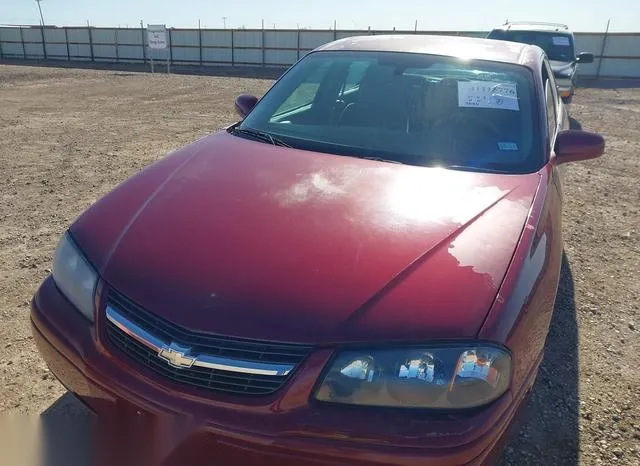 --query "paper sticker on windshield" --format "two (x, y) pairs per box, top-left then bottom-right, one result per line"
(458, 81), (519, 111)
(553, 36), (571, 46)
(498, 142), (518, 151)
